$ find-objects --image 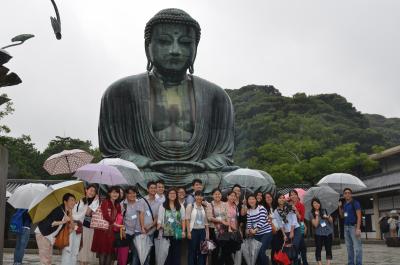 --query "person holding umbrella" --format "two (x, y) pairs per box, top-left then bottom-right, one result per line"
(289, 189), (308, 265)
(61, 186), (93, 265)
(308, 198), (333, 265)
(246, 193), (273, 265)
(338, 188), (362, 265)
(274, 193), (301, 265)
(137, 181), (161, 265)
(10, 209), (32, 265)
(206, 188), (232, 265)
(91, 186), (122, 265)
(8, 183), (47, 265)
(121, 186), (141, 265)
(78, 184), (99, 265)
(35, 193), (76, 265)
(157, 188), (186, 265)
